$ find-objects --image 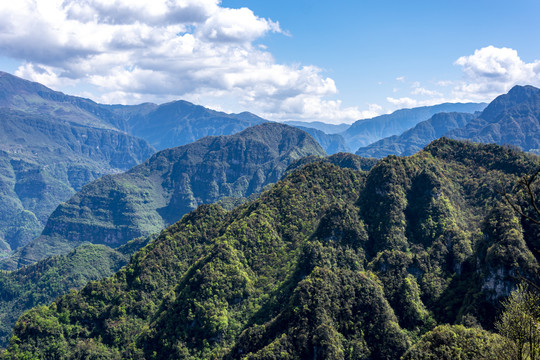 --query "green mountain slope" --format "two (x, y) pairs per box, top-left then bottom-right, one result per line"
(0, 244), (128, 346)
(4, 138), (538, 359)
(448, 85), (540, 153)
(7, 123), (325, 268)
(341, 102), (487, 151)
(355, 112), (476, 158)
(0, 236), (152, 348)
